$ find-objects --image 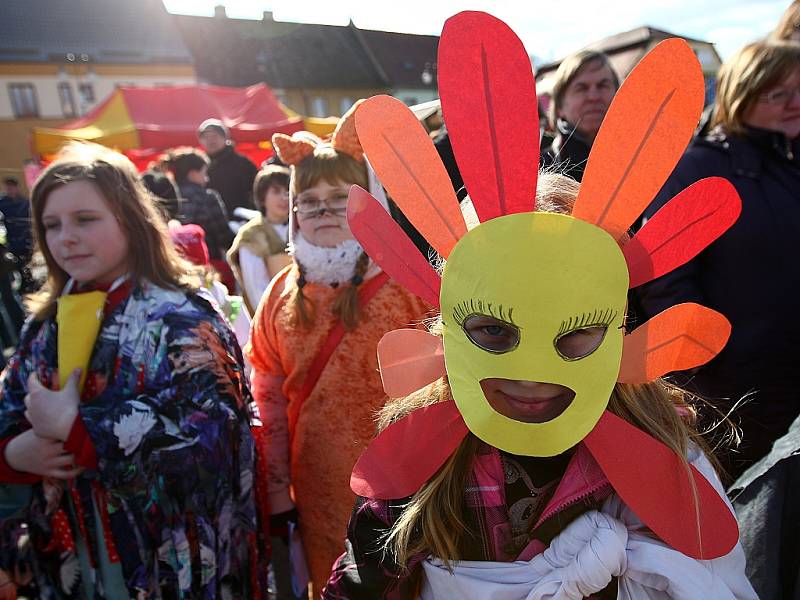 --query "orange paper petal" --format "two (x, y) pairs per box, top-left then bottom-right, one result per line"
(351, 400), (469, 499)
(347, 185), (441, 307)
(625, 177), (741, 288)
(584, 411), (739, 559)
(356, 95), (466, 258)
(439, 11), (539, 221)
(618, 303), (731, 384)
(378, 329), (446, 397)
(574, 39), (705, 241)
